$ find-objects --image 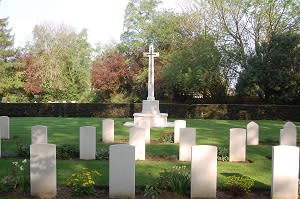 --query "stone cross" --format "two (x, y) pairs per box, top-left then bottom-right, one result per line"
(143, 44), (159, 101)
